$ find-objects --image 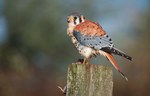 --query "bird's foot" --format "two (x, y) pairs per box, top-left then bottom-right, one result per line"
(77, 58), (84, 64)
(76, 58), (90, 64)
